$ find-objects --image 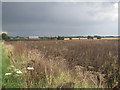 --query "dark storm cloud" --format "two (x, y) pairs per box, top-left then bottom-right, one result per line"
(2, 2), (118, 36)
